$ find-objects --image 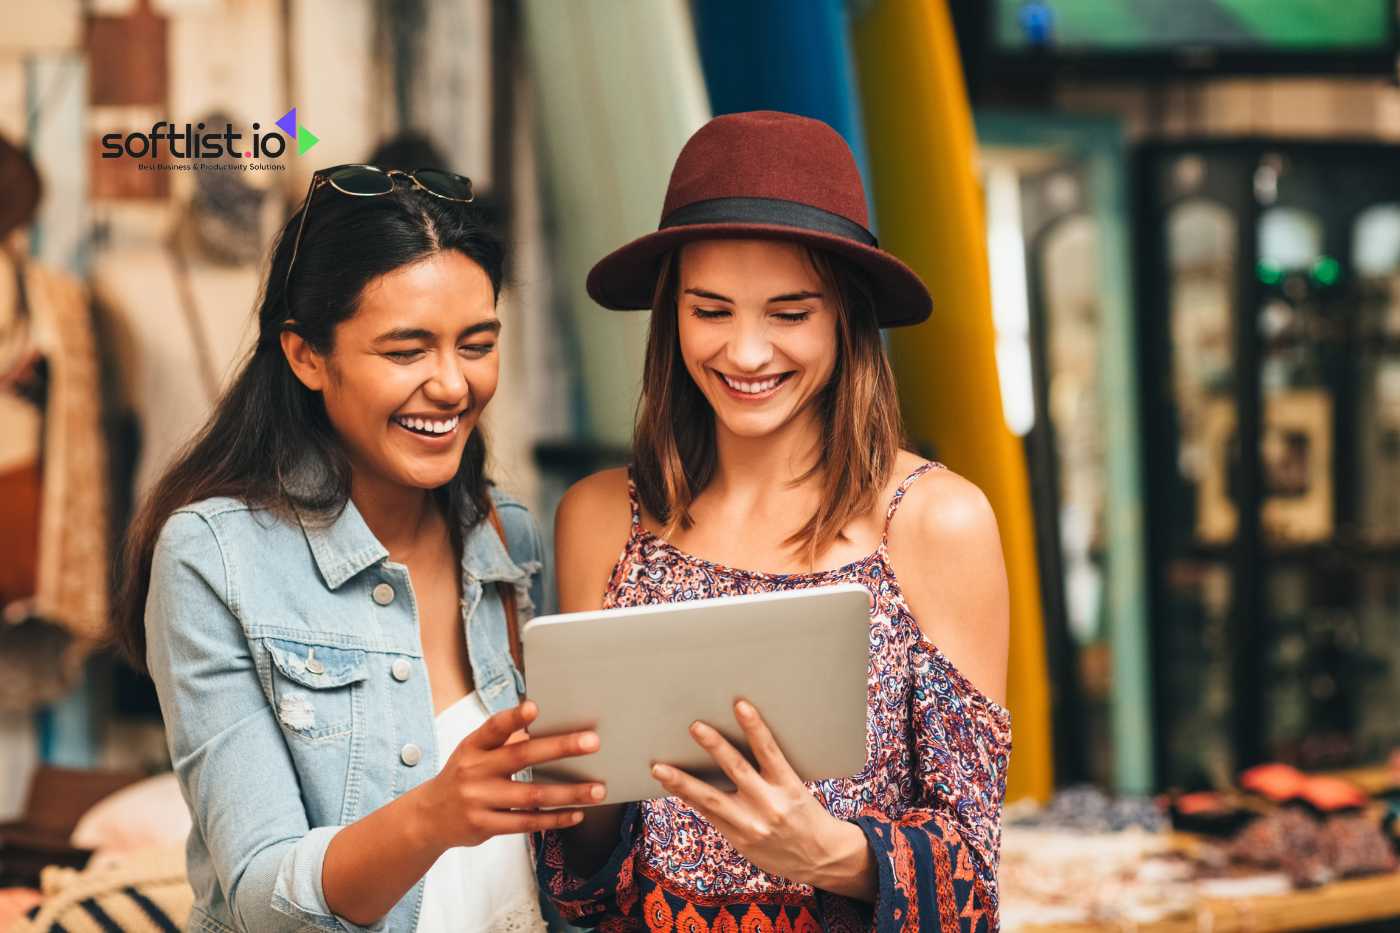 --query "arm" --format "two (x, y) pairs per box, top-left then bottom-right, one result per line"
(147, 512), (346, 932)
(550, 469), (633, 870)
(146, 513), (598, 933)
(649, 701), (878, 900)
(535, 469), (644, 924)
(887, 469), (1010, 708)
(854, 469), (1011, 928)
(322, 701), (599, 926)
